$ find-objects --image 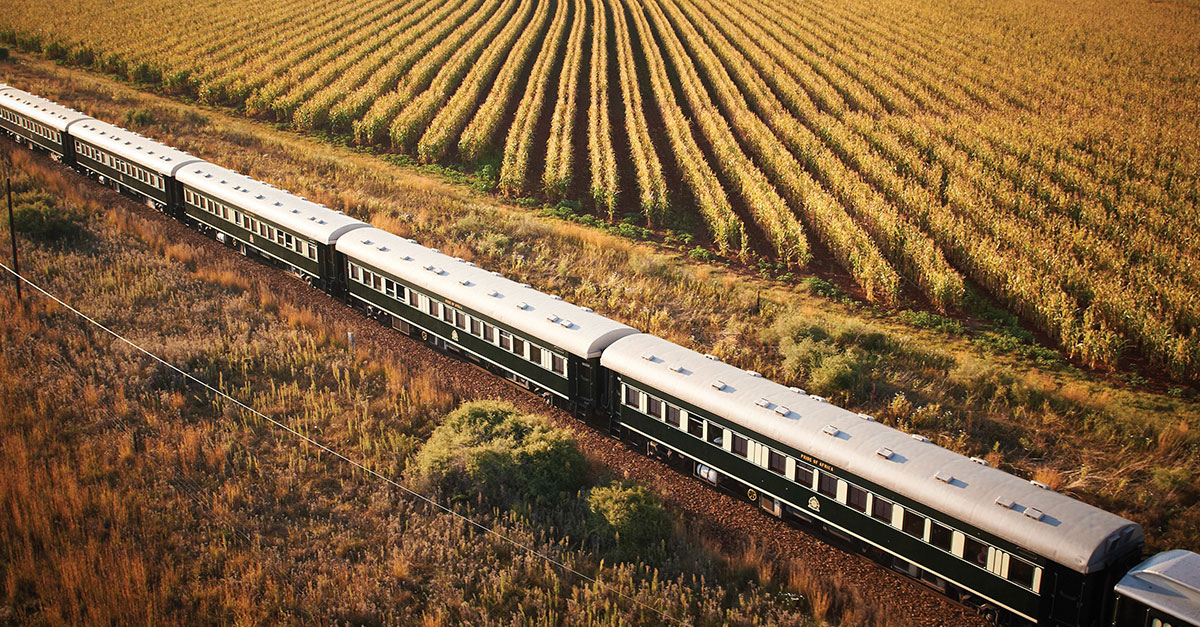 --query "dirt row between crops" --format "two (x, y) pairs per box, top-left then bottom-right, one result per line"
(35, 154), (986, 626)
